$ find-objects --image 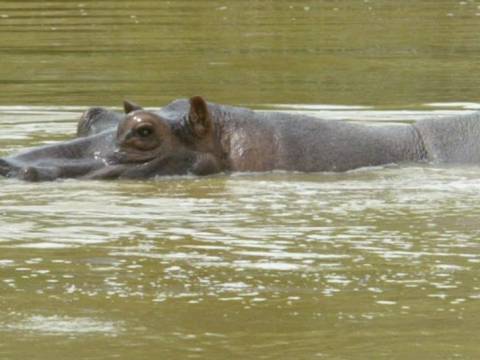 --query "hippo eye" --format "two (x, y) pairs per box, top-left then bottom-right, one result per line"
(136, 125), (154, 138)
